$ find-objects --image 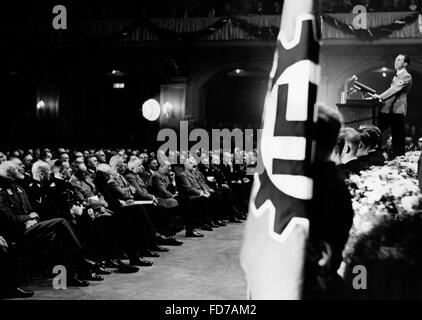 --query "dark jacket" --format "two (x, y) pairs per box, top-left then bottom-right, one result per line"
(48, 177), (79, 219)
(210, 164), (230, 187)
(219, 163), (234, 183)
(26, 178), (78, 221)
(93, 175), (123, 212)
(87, 169), (96, 181)
(140, 170), (153, 187)
(150, 173), (175, 199)
(380, 70), (412, 115)
(69, 175), (97, 202)
(16, 172), (33, 193)
(368, 150), (385, 166)
(175, 169), (204, 199)
(310, 161), (354, 273)
(108, 173), (134, 201)
(339, 159), (363, 179)
(357, 155), (370, 171)
(0, 177), (33, 241)
(304, 161), (354, 299)
(125, 171), (154, 201)
(192, 169), (212, 193)
(198, 164), (218, 189)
